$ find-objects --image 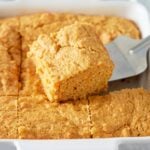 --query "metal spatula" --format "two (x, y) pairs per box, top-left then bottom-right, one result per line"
(106, 35), (150, 81)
